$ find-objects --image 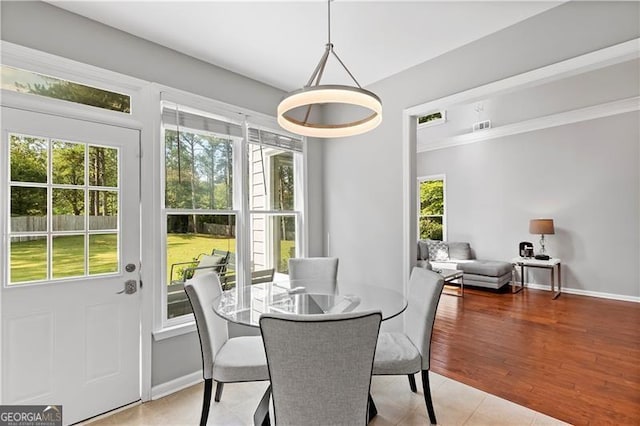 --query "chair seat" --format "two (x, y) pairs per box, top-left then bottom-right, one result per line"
(212, 336), (270, 383)
(373, 332), (421, 375)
